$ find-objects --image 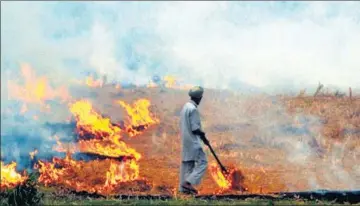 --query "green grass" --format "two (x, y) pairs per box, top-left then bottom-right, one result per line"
(40, 196), (353, 206)
(2, 185), (357, 205)
(33, 186), (360, 206)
